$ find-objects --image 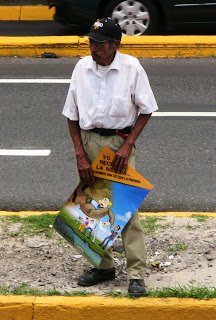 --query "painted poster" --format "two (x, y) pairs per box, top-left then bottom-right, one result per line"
(54, 146), (153, 268)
